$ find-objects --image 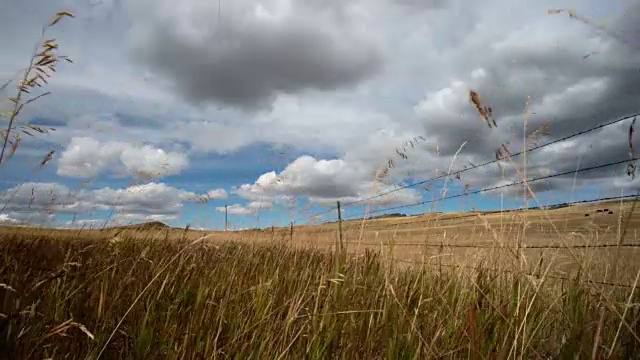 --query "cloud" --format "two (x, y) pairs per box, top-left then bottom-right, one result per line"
(126, 0), (382, 109)
(183, 188), (229, 203)
(0, 182), (212, 224)
(0, 214), (20, 225)
(217, 204), (252, 216)
(248, 201), (273, 210)
(234, 156), (367, 200)
(216, 201), (273, 216)
(0, 211), (55, 226)
(234, 155), (422, 206)
(400, 2), (640, 199)
(393, 0), (445, 9)
(61, 219), (107, 229)
(308, 186), (423, 207)
(91, 182), (197, 214)
(169, 120), (259, 154)
(0, 212), (44, 226)
(111, 213), (178, 224)
(212, 1), (639, 207)
(166, 94), (398, 154)
(57, 137), (189, 179)
(206, 188), (228, 200)
(63, 213), (178, 229)
(0, 182), (87, 214)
